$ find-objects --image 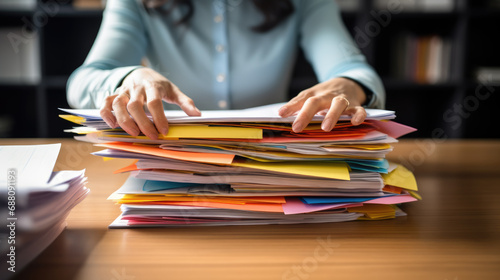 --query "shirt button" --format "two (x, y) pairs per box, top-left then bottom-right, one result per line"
(218, 100), (227, 109)
(216, 44), (225, 52)
(214, 15), (223, 23)
(216, 73), (226, 82)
